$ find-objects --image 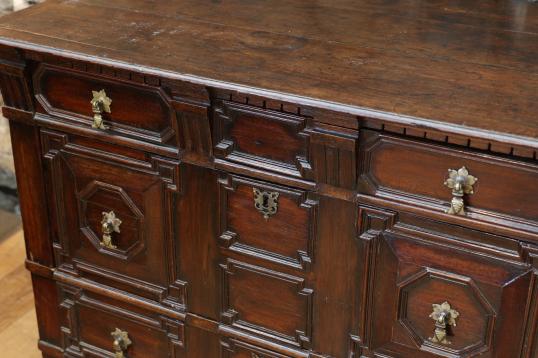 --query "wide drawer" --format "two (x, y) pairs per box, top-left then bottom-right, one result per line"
(33, 63), (175, 145)
(221, 338), (293, 358)
(357, 205), (535, 358)
(58, 285), (183, 357)
(41, 129), (184, 308)
(359, 130), (538, 236)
